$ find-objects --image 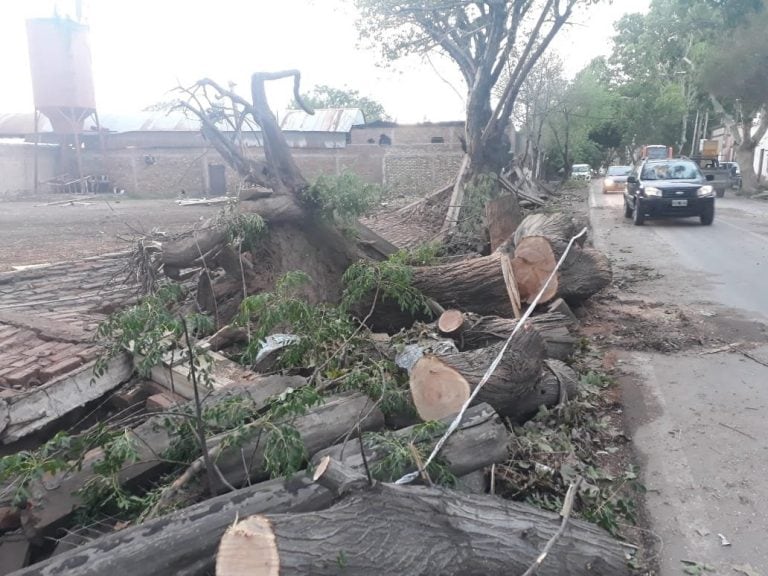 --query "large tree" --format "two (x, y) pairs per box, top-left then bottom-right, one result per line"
(608, 0), (765, 181)
(353, 0), (597, 228)
(295, 84), (391, 122)
(700, 8), (768, 190)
